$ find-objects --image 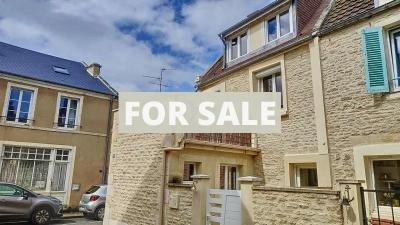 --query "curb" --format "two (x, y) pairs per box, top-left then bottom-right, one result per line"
(62, 213), (84, 219)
